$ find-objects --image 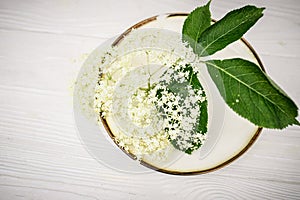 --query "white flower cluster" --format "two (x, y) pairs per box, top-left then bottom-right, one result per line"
(94, 75), (115, 118)
(93, 54), (171, 157)
(152, 63), (208, 153)
(128, 88), (157, 127)
(115, 129), (169, 158)
(93, 28), (208, 158)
